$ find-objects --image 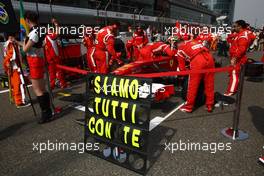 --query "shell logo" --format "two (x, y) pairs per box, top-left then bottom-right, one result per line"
(0, 2), (9, 24)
